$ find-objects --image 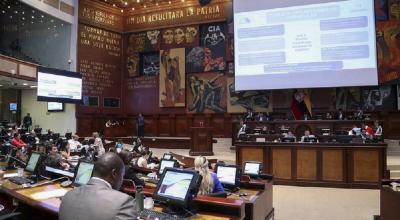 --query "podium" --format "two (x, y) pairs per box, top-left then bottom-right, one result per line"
(189, 127), (214, 156)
